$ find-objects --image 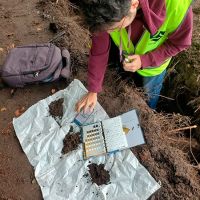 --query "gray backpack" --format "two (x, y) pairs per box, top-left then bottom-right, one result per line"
(0, 43), (71, 87)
